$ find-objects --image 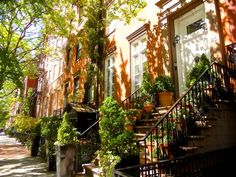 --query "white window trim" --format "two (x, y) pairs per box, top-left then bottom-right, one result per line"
(105, 55), (115, 97)
(131, 35), (147, 93)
